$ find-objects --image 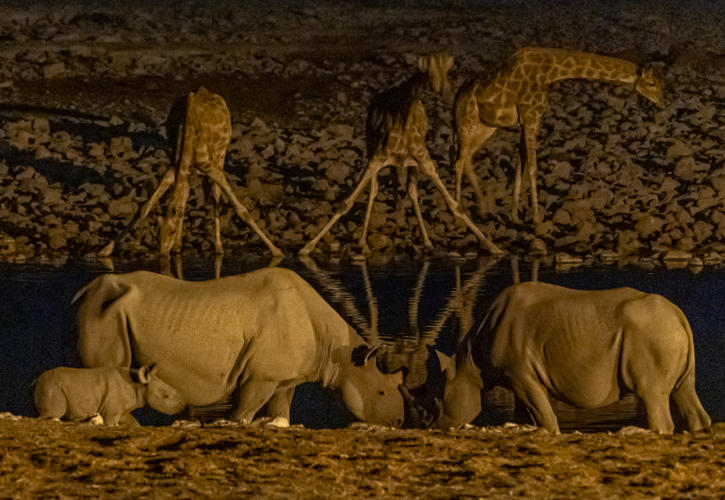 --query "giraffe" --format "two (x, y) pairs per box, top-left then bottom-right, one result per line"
(98, 87), (282, 258)
(299, 53), (503, 257)
(453, 47), (665, 234)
